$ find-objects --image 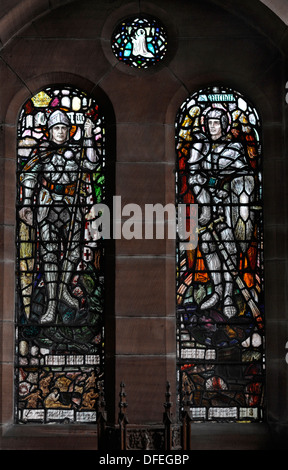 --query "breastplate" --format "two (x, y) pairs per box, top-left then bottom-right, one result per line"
(43, 151), (79, 184)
